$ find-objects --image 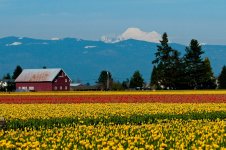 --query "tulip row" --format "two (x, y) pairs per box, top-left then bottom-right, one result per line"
(4, 111), (226, 130)
(0, 120), (225, 149)
(1, 103), (226, 121)
(1, 94), (226, 103)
